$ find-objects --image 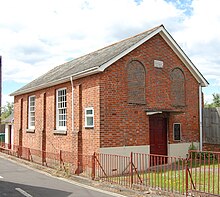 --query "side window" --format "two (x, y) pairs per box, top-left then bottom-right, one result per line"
(170, 68), (185, 106)
(173, 123), (181, 141)
(28, 95), (35, 129)
(85, 107), (94, 128)
(127, 60), (146, 104)
(56, 88), (67, 130)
